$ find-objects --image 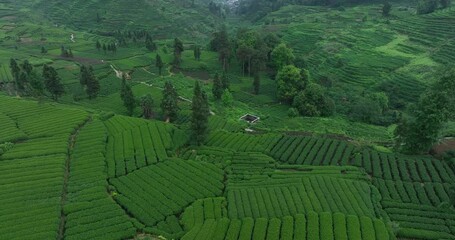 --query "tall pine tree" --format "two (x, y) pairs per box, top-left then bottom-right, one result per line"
(9, 59), (20, 91)
(86, 66), (100, 99)
(191, 81), (210, 145)
(194, 45), (201, 61)
(173, 38), (184, 68)
(120, 75), (136, 116)
(221, 72), (230, 90)
(42, 64), (64, 101)
(21, 60), (33, 75)
(253, 73), (260, 95)
(140, 94), (154, 119)
(156, 54), (164, 76)
(212, 73), (223, 100)
(161, 80), (179, 122)
(80, 65), (89, 86)
(145, 34), (157, 51)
